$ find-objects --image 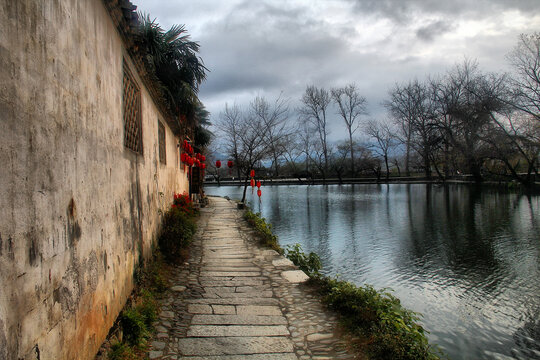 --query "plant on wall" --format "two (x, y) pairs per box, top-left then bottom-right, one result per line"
(137, 13), (208, 128)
